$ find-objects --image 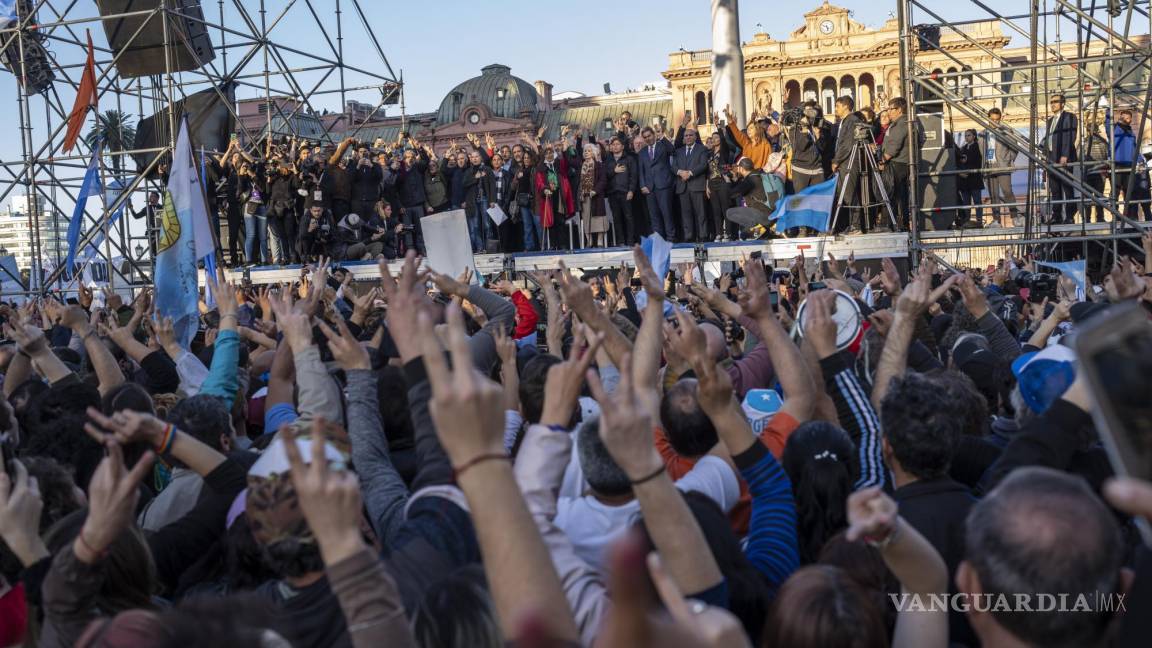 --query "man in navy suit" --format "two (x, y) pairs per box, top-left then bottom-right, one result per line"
(1045, 94), (1079, 224)
(638, 126), (676, 240)
(674, 128), (710, 241)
